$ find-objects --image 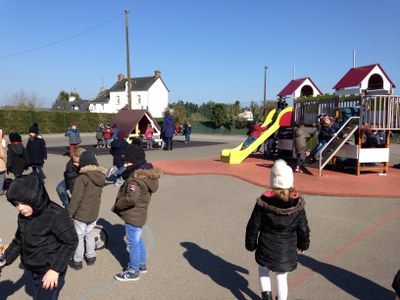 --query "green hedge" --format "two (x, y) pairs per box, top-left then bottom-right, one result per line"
(0, 110), (115, 134)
